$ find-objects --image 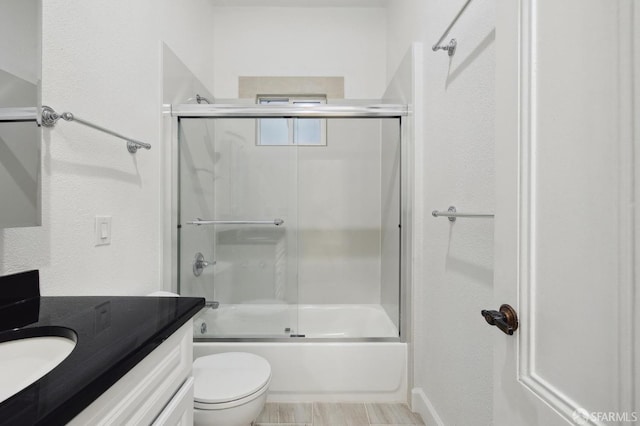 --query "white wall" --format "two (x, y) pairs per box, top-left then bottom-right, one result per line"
(211, 6), (387, 99)
(387, 1), (496, 425)
(0, 0), (216, 295)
